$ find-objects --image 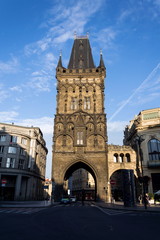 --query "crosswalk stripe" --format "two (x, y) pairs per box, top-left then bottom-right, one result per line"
(0, 208), (45, 215)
